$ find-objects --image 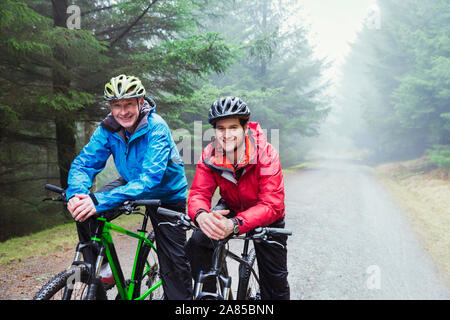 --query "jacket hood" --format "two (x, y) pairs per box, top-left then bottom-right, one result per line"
(100, 97), (156, 133)
(247, 122), (268, 152)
